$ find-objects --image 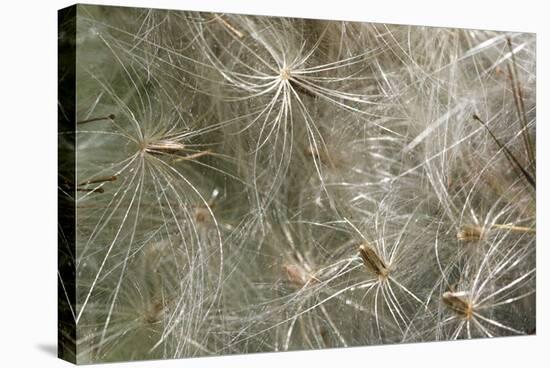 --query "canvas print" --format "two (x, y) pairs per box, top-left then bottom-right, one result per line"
(58, 4), (536, 364)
